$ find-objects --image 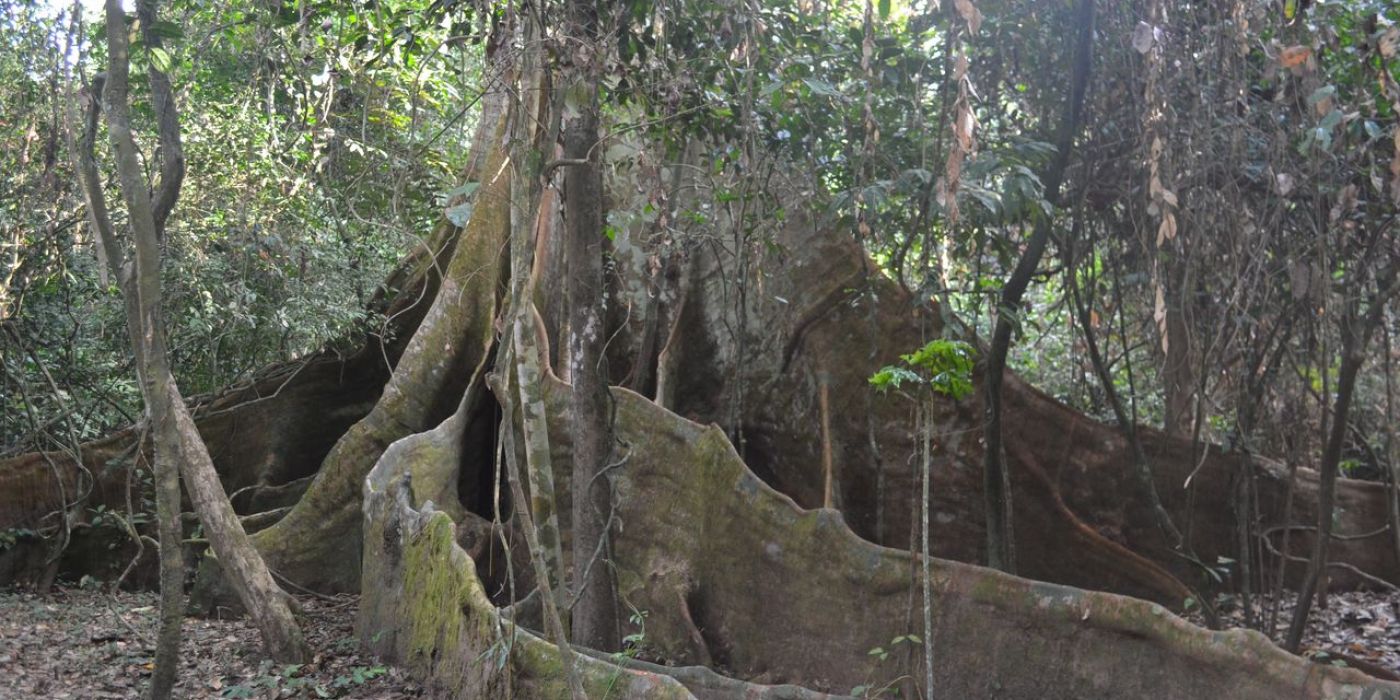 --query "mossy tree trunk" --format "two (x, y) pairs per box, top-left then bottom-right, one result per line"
(12, 22), (1400, 696)
(189, 71), (515, 605)
(354, 360), (1400, 698)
